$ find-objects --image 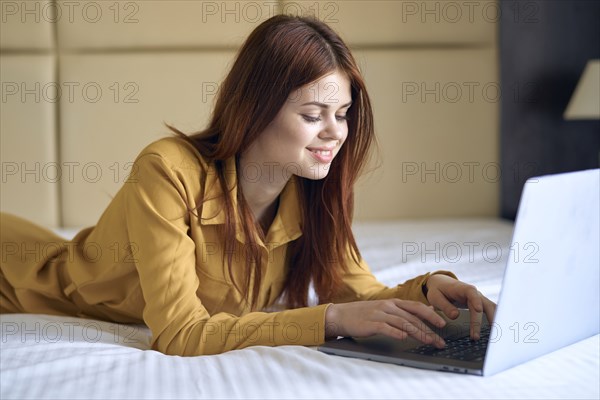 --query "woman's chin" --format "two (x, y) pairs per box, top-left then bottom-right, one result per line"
(294, 160), (333, 180)
(300, 170), (330, 180)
